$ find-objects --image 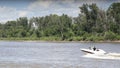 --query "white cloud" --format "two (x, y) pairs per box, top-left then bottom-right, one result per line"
(0, 6), (29, 23)
(18, 10), (28, 17)
(28, 0), (52, 10)
(26, 0), (81, 17)
(0, 6), (17, 17)
(0, 6), (18, 23)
